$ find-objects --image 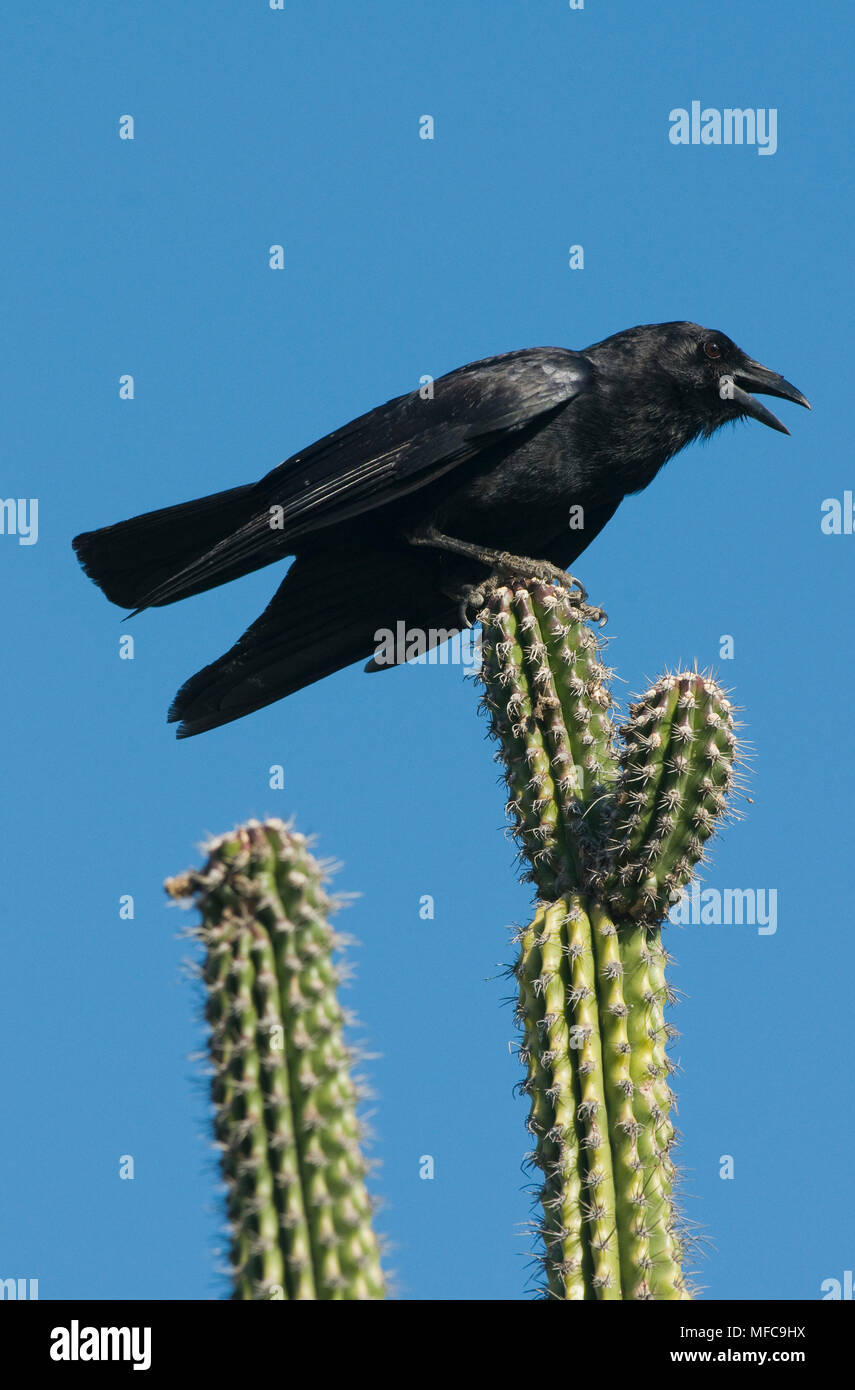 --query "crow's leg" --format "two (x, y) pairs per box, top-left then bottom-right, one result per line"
(407, 526), (589, 597)
(406, 526), (606, 624)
